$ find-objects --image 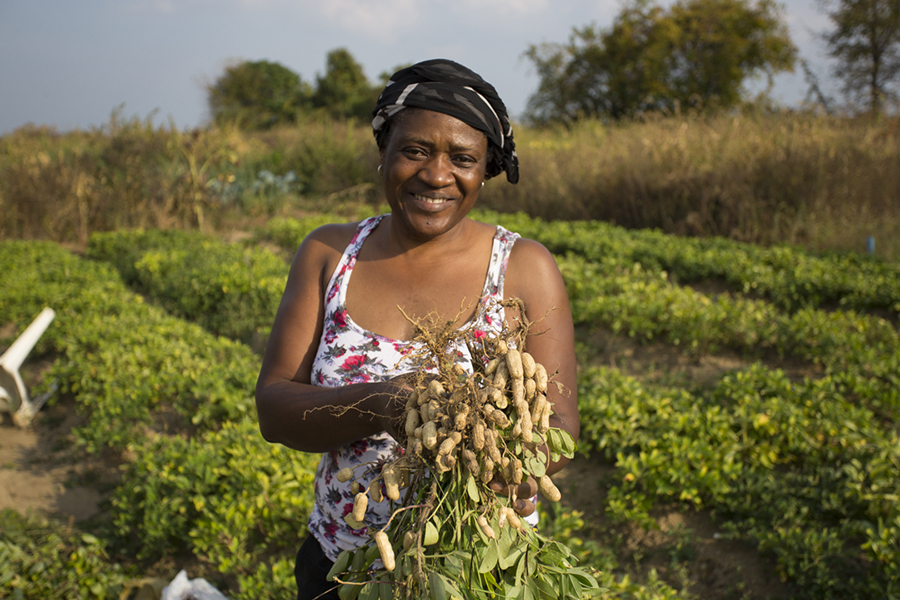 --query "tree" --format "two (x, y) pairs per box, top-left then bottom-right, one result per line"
(207, 60), (311, 129)
(524, 0), (797, 123)
(312, 48), (379, 120)
(820, 0), (900, 115)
